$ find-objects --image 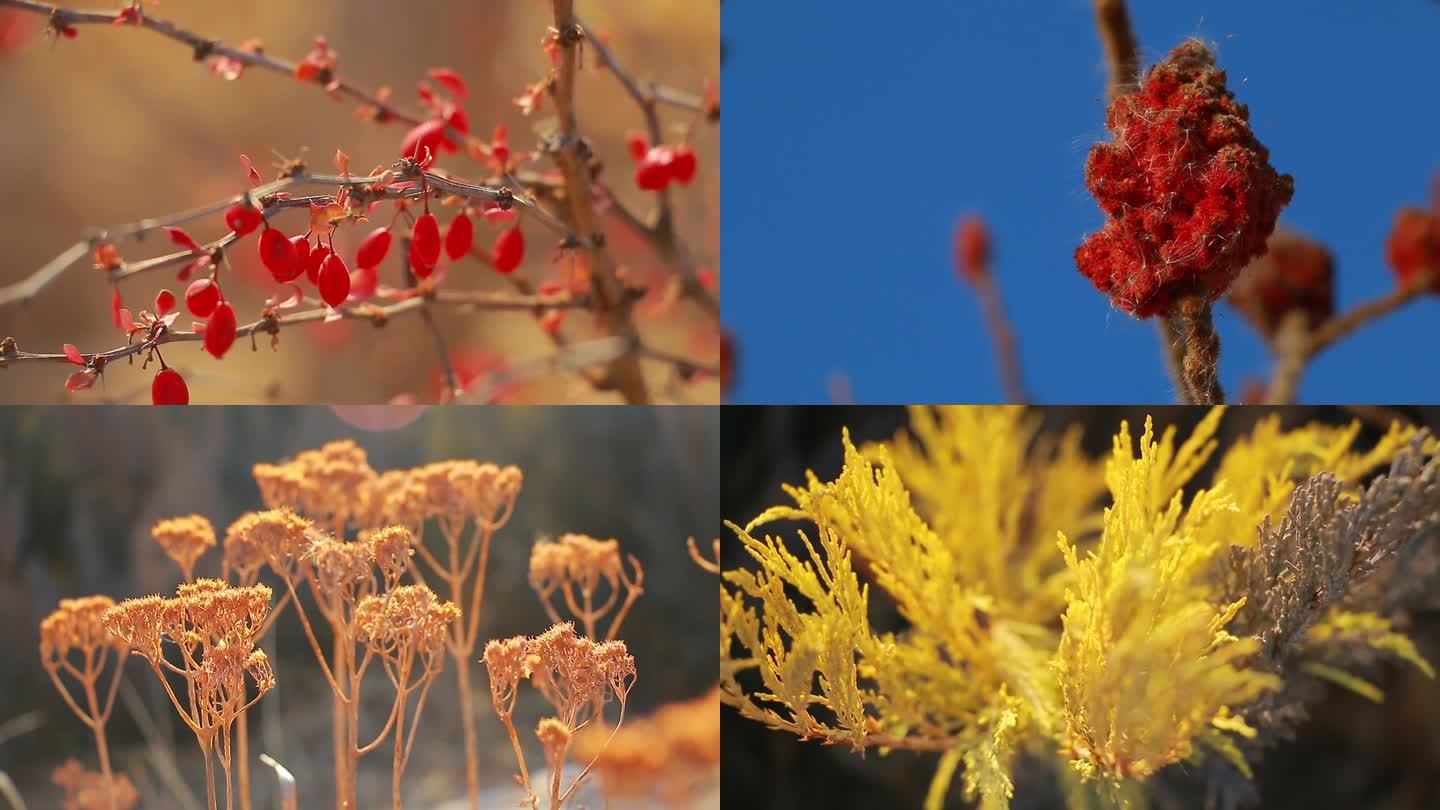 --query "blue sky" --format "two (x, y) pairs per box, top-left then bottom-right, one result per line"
(721, 1), (1440, 403)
